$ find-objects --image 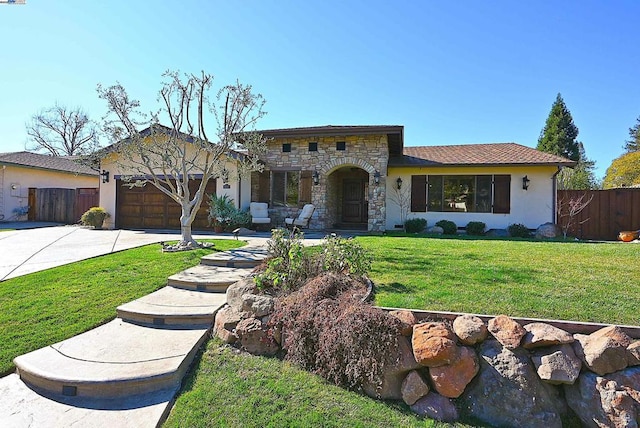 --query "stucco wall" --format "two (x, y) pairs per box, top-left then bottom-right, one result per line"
(385, 165), (560, 231)
(0, 165), (98, 221)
